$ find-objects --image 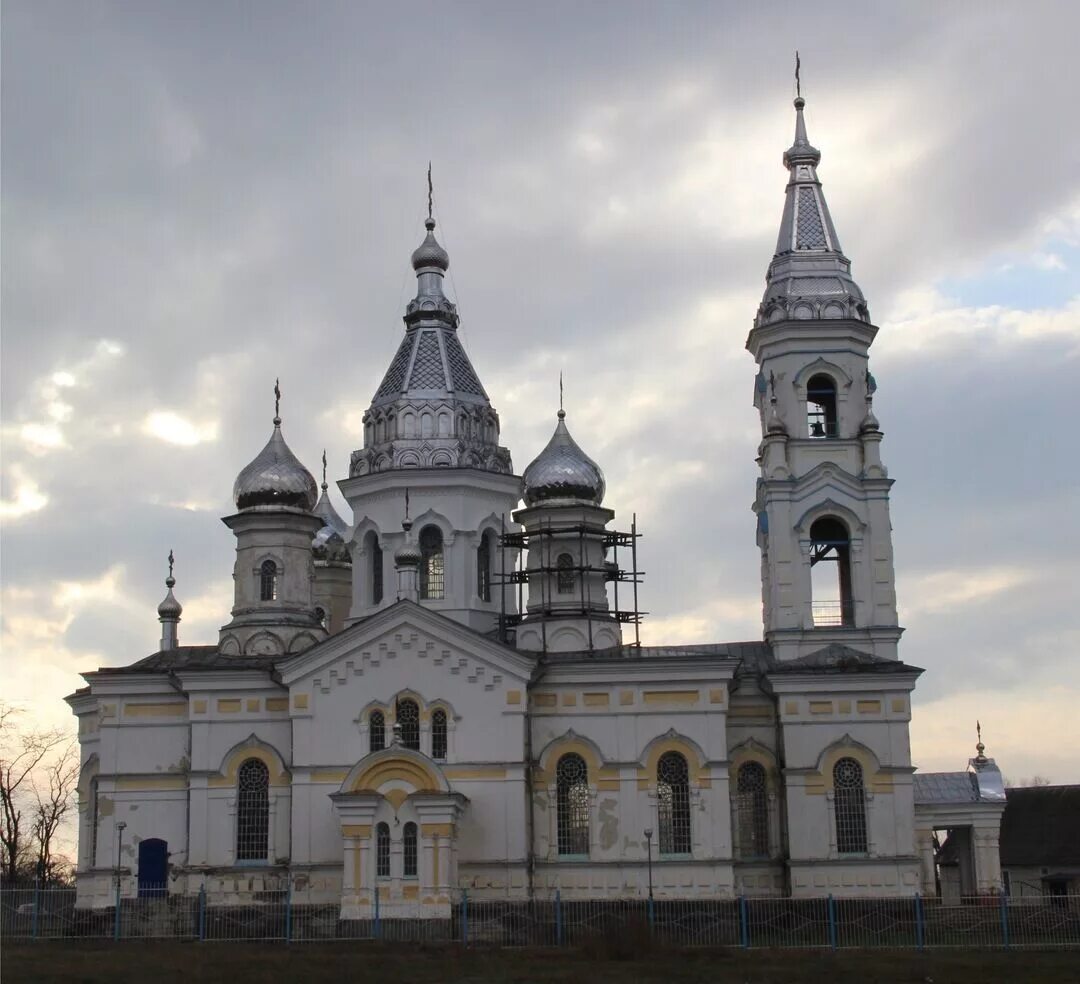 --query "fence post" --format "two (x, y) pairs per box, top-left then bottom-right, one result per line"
(374, 886), (381, 941)
(999, 892), (1010, 950)
(114, 880), (122, 942)
(31, 878), (40, 940)
(198, 883), (206, 942)
(739, 895), (749, 949)
(827, 894), (837, 950)
(915, 893), (925, 951)
(460, 889), (468, 946)
(284, 877), (292, 944)
(555, 889), (562, 946)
